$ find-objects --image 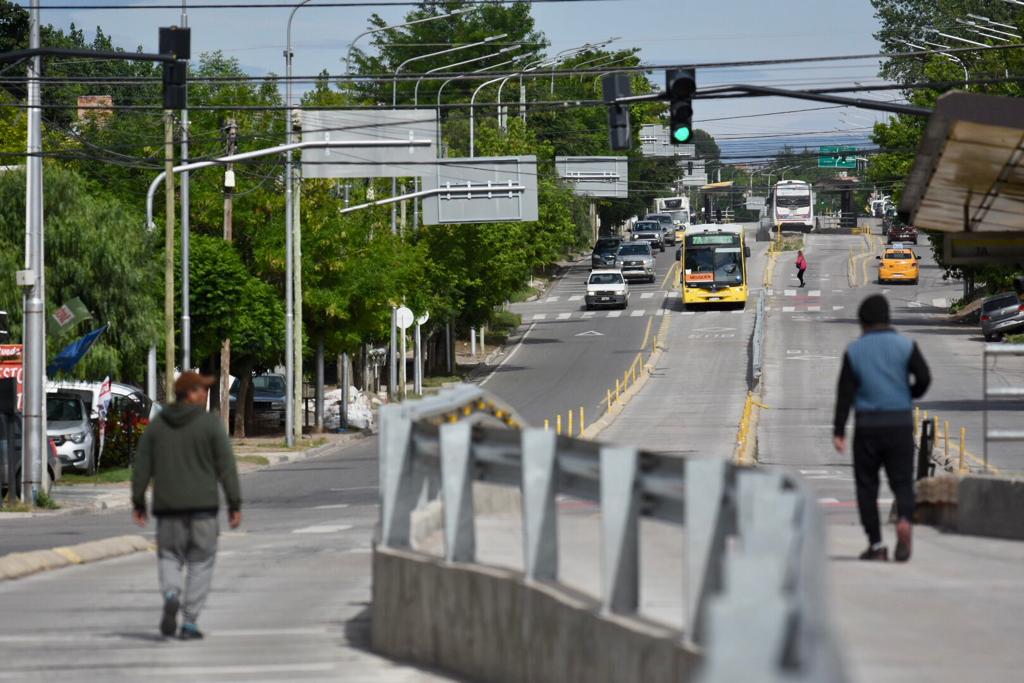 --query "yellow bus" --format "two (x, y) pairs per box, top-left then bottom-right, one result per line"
(680, 224), (751, 306)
